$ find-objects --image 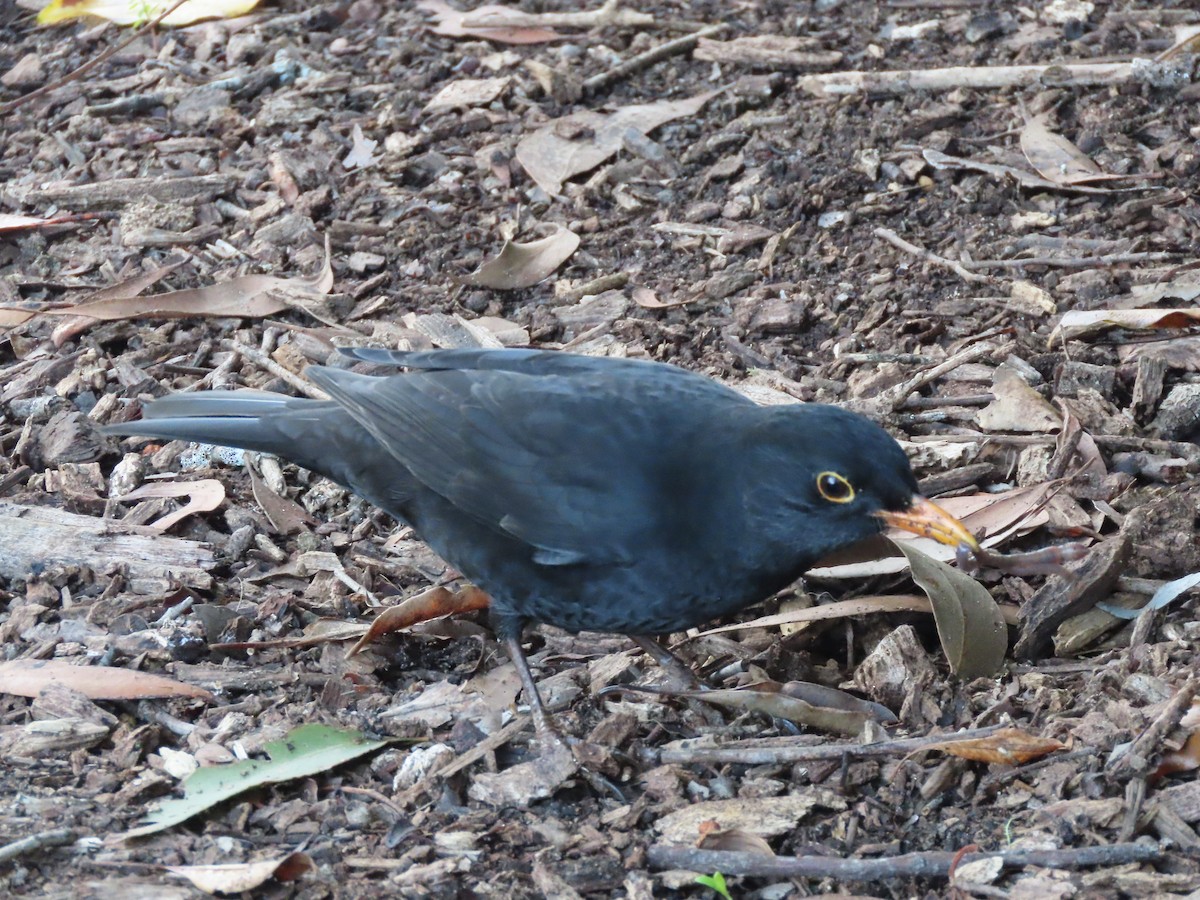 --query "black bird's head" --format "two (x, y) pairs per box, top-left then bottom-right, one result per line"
(746, 404), (979, 567)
